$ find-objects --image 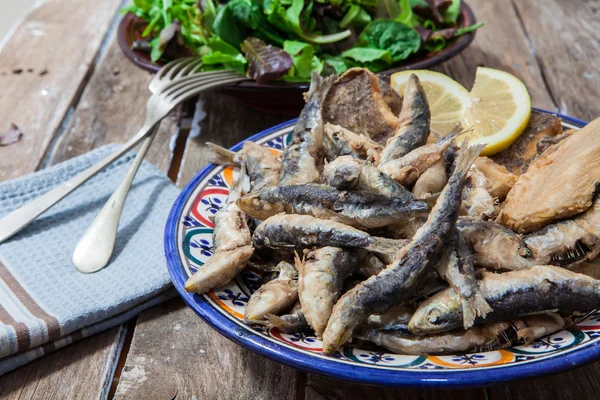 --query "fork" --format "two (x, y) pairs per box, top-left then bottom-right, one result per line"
(0, 58), (248, 251)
